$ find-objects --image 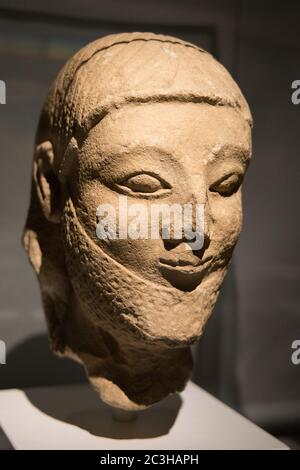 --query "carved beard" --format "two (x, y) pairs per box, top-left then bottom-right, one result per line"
(62, 196), (228, 348)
